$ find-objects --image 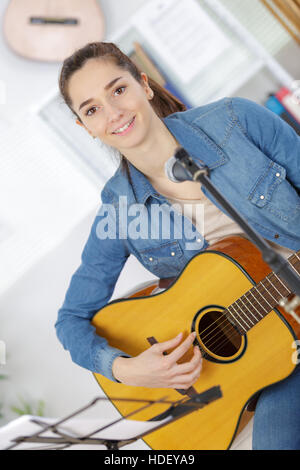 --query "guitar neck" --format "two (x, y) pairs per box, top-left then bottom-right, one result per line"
(226, 249), (300, 333)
